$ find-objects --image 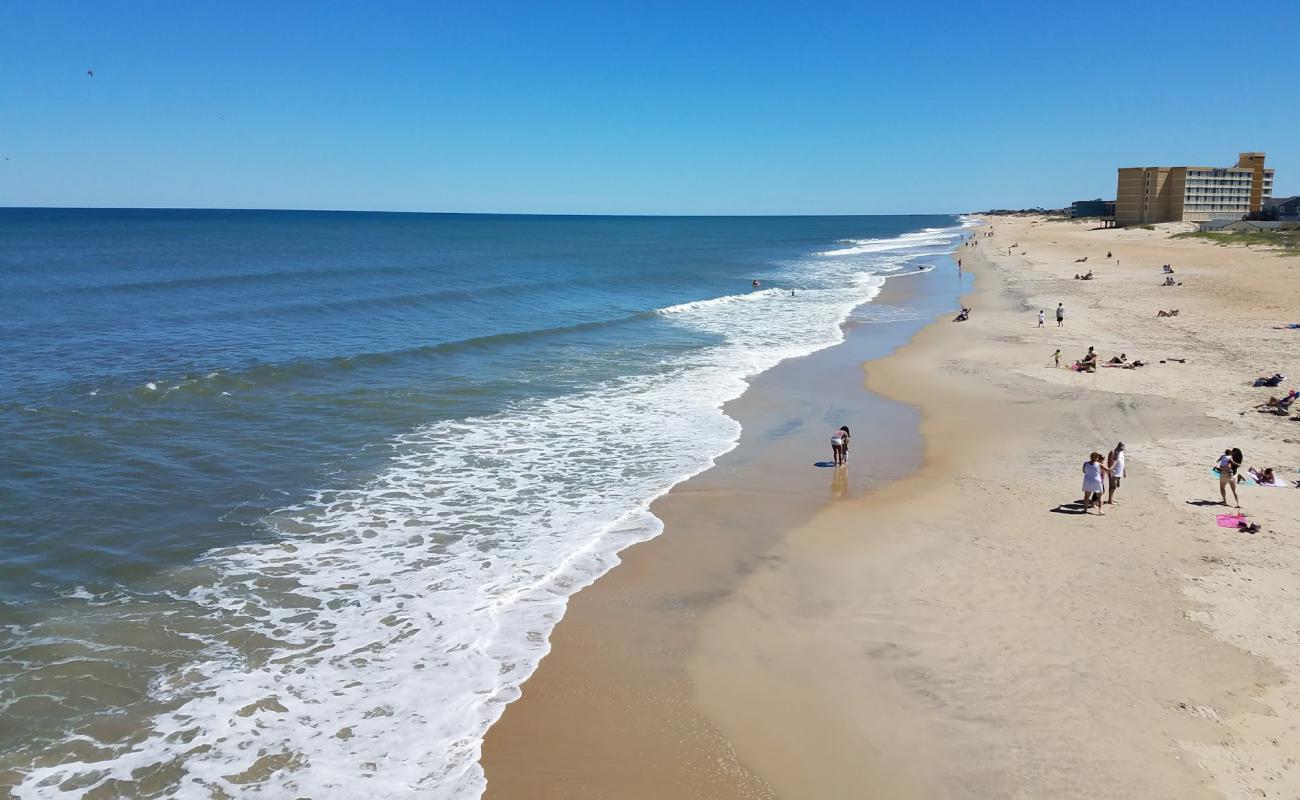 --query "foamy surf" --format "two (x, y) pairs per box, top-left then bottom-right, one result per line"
(9, 222), (968, 800)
